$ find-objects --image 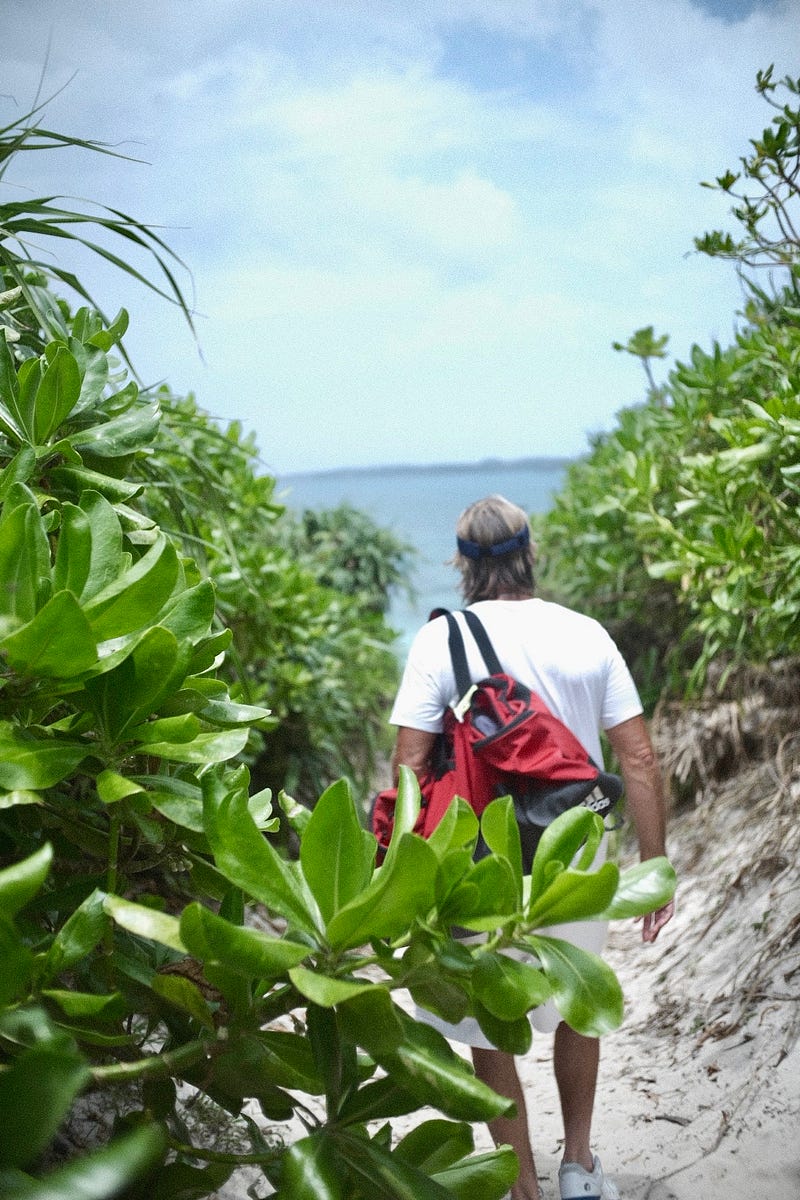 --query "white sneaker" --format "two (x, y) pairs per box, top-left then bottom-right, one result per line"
(558, 1154), (620, 1200)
